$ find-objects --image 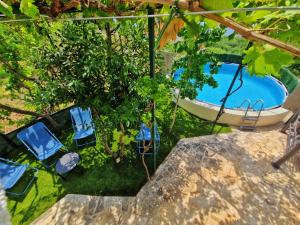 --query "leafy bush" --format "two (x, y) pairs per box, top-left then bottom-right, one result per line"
(206, 36), (248, 55)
